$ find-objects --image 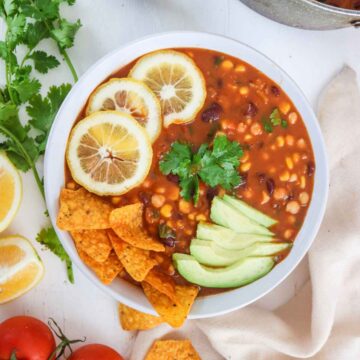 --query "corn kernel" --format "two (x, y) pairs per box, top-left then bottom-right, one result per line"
(284, 229), (294, 240)
(188, 212), (196, 220)
(185, 228), (193, 236)
(300, 176), (306, 189)
(287, 215), (296, 224)
(179, 199), (191, 214)
(289, 173), (298, 182)
(293, 152), (301, 163)
(240, 162), (251, 172)
(196, 214), (207, 222)
(276, 136), (285, 147)
(262, 153), (270, 160)
(240, 151), (249, 163)
(269, 166), (276, 174)
(151, 194), (165, 208)
(66, 181), (76, 190)
(261, 190), (270, 204)
(221, 59), (234, 70)
(142, 179), (151, 188)
(270, 144), (276, 151)
(221, 119), (236, 130)
(160, 204), (173, 218)
(286, 156), (294, 170)
(243, 188), (254, 199)
(273, 187), (287, 201)
(288, 112), (298, 124)
(239, 86), (249, 96)
(156, 187), (166, 194)
(279, 170), (290, 182)
(244, 134), (253, 141)
(286, 135), (295, 146)
(235, 64), (246, 72)
(111, 196), (121, 206)
(279, 101), (291, 115)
